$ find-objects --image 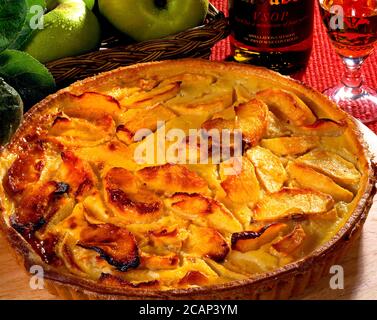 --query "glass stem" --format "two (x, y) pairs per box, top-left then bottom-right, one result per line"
(341, 57), (365, 91)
